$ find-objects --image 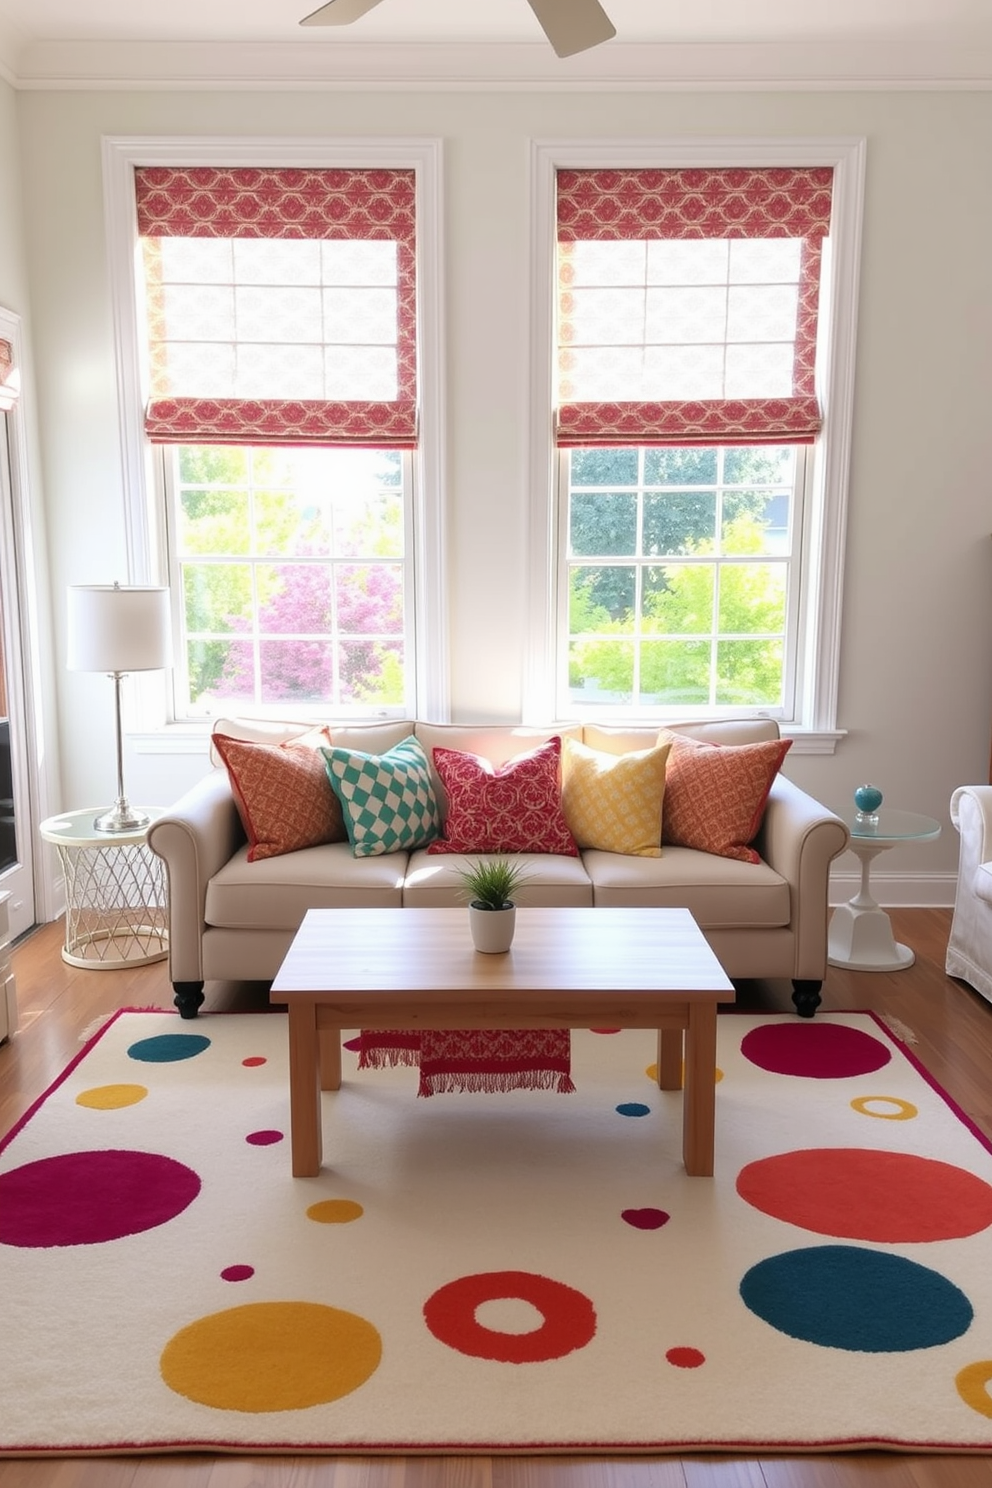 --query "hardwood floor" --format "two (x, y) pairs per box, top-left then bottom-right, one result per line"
(2, 909), (992, 1488)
